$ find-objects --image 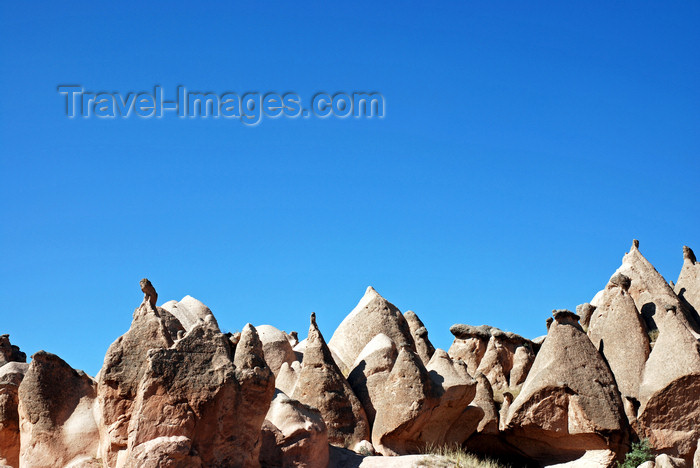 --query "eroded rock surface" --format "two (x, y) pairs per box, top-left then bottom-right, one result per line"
(504, 310), (627, 464)
(448, 324), (535, 400)
(0, 360), (29, 468)
(160, 295), (220, 333)
(587, 273), (650, 406)
(256, 324), (297, 377)
(18, 351), (100, 468)
(676, 246), (700, 322)
(260, 390), (329, 468)
(612, 240), (699, 337)
(0, 335), (26, 367)
(329, 287), (415, 373)
(369, 345), (480, 455)
(291, 313), (370, 450)
(637, 303), (700, 461)
(97, 298), (175, 465)
(403, 310), (435, 365)
(6, 243), (700, 467)
(347, 334), (398, 427)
